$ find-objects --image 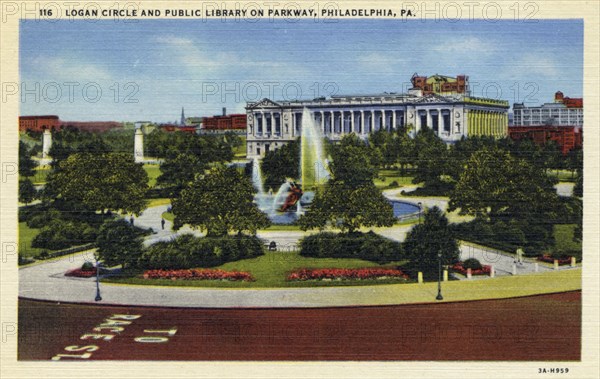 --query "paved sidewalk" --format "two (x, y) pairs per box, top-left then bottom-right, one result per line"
(19, 248), (581, 308)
